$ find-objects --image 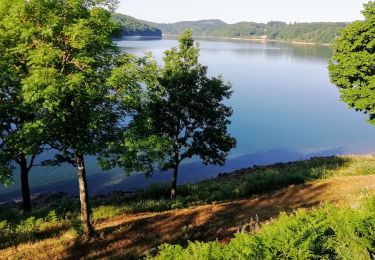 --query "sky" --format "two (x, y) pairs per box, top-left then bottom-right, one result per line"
(117, 0), (368, 24)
